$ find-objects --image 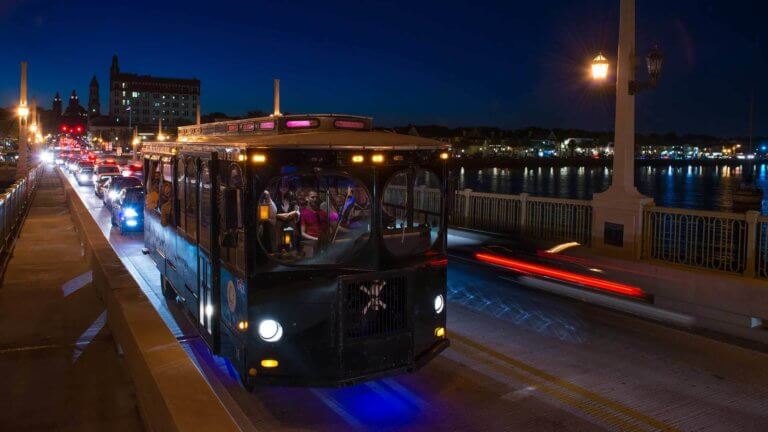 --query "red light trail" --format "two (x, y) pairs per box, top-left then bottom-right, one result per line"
(475, 252), (646, 298)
